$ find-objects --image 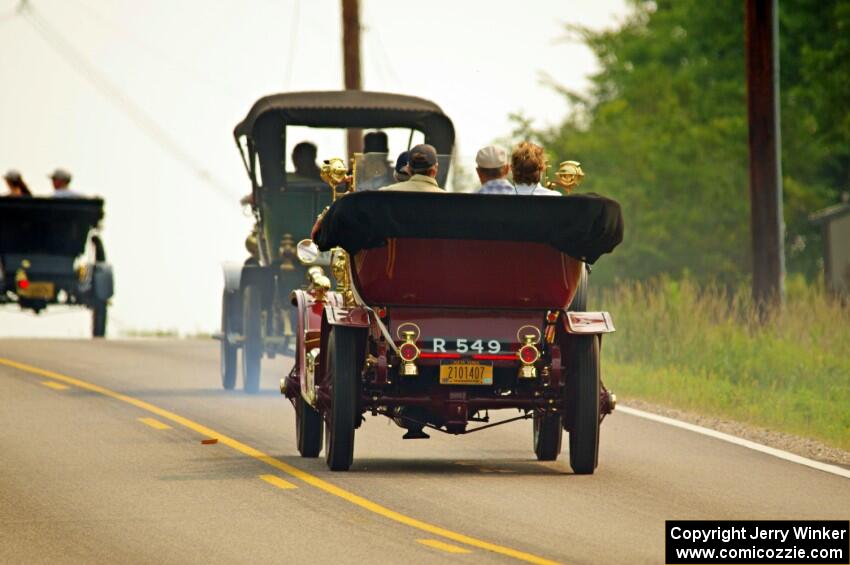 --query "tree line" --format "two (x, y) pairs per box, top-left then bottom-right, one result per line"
(523, 0), (849, 286)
